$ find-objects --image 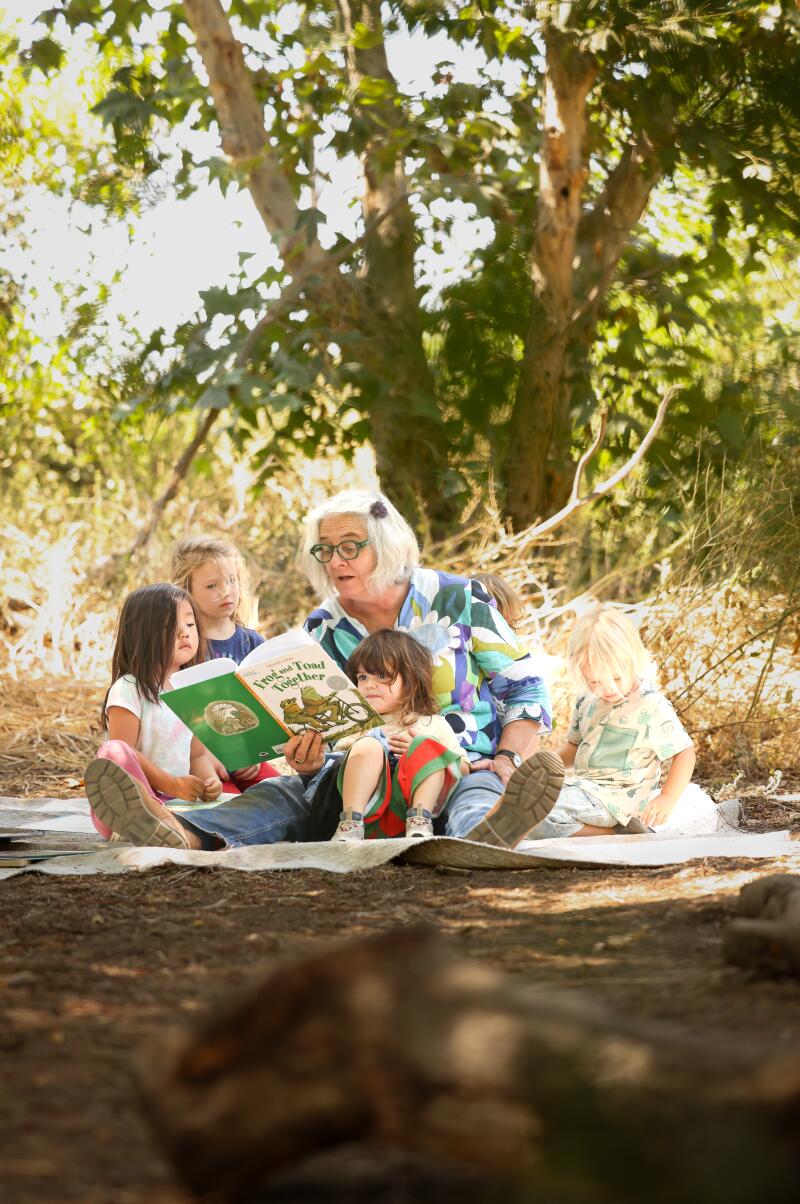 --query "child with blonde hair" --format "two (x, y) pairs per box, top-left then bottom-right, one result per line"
(522, 606), (696, 839)
(172, 534), (278, 788)
(472, 572), (524, 630)
(171, 535), (264, 662)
